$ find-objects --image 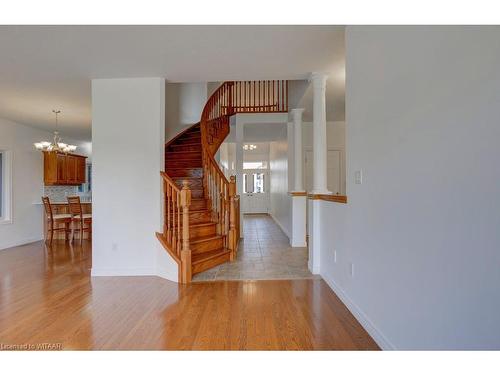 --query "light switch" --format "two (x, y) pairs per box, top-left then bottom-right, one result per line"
(355, 170), (363, 184)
